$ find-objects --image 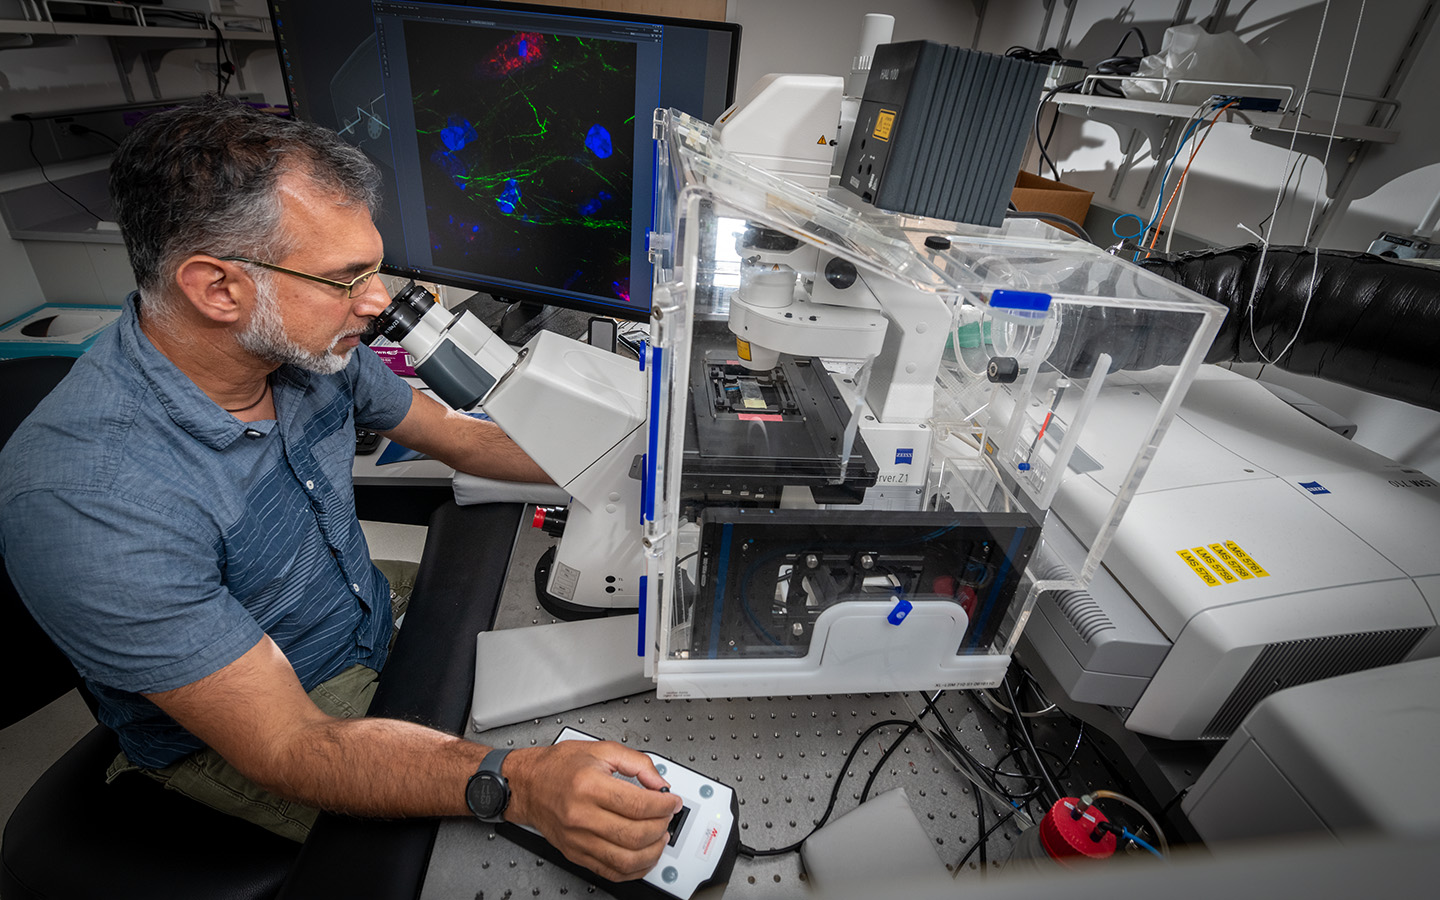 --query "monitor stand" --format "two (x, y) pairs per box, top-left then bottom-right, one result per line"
(453, 292), (600, 346)
(499, 301), (546, 343)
